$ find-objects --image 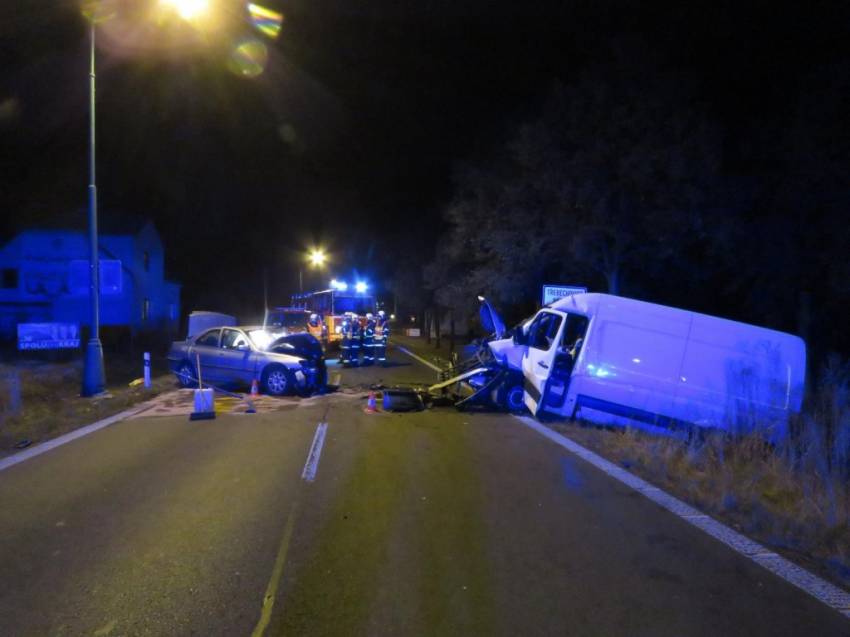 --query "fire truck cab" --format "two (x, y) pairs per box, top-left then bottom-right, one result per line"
(291, 288), (376, 345)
